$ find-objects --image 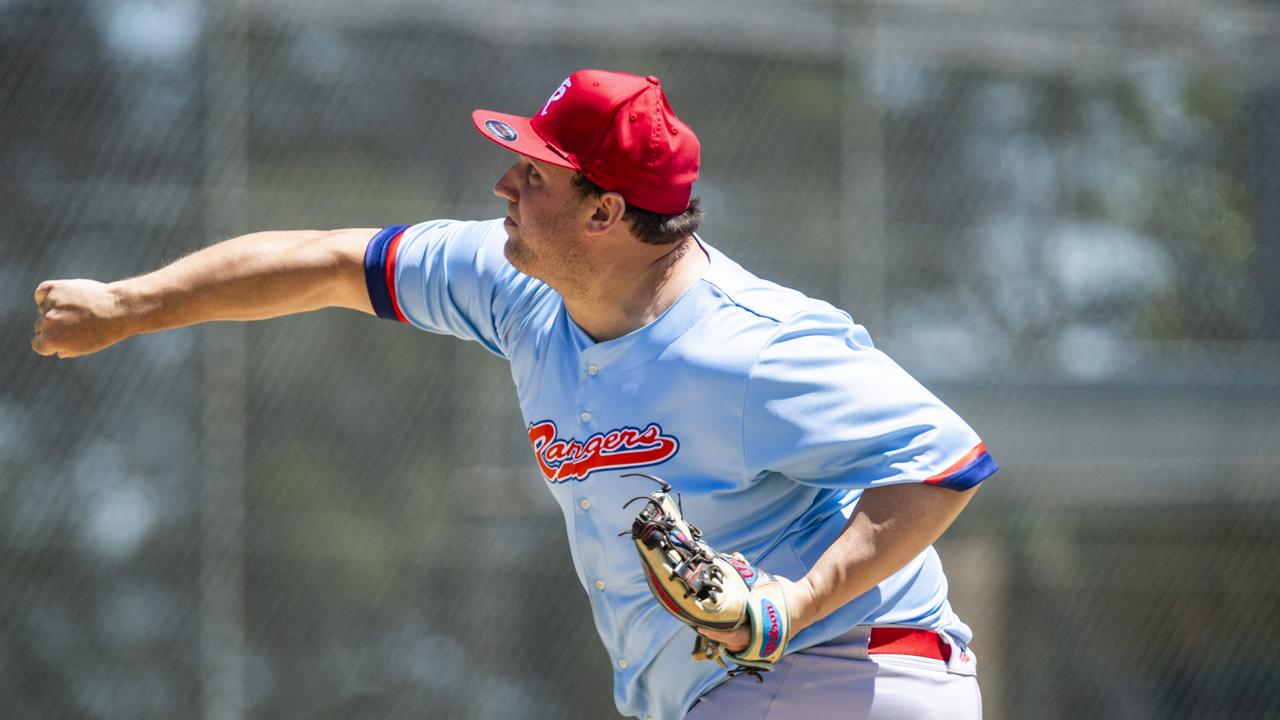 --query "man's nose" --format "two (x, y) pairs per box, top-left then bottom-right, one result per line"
(493, 163), (519, 202)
